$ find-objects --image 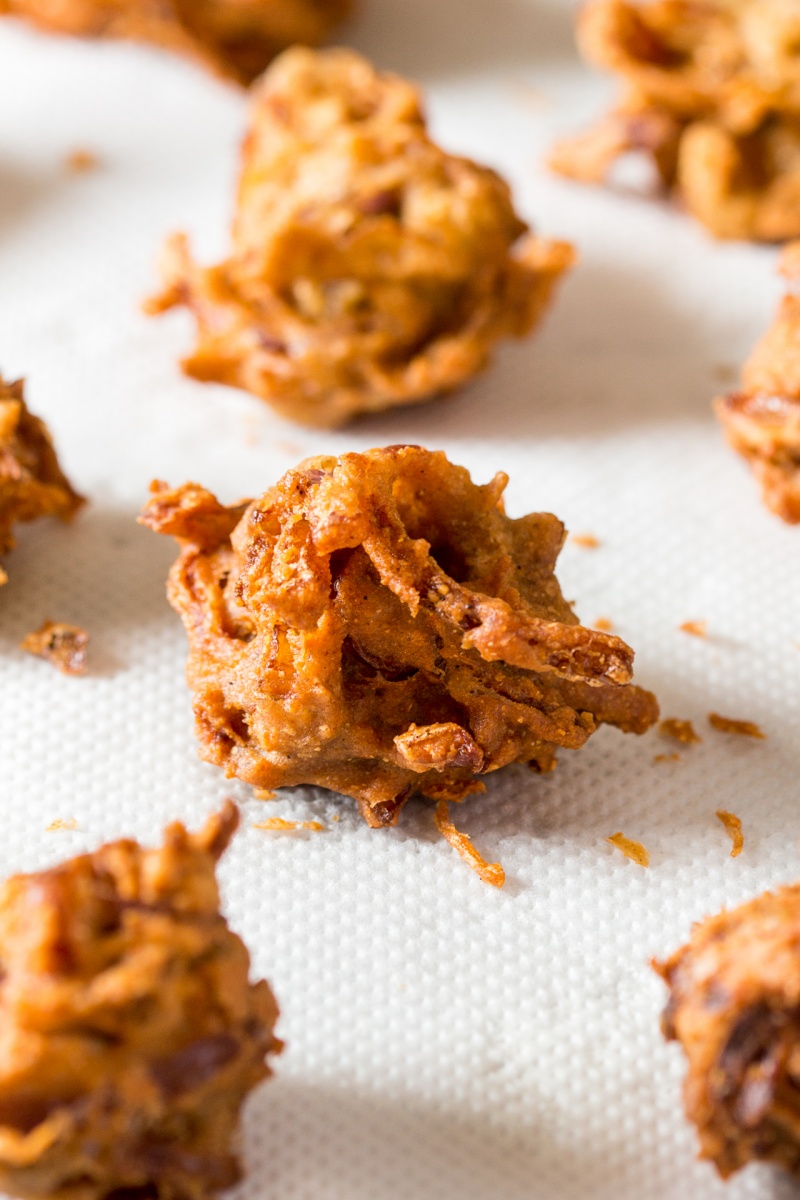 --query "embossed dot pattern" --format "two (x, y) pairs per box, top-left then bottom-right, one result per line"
(0, 4), (798, 1198)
